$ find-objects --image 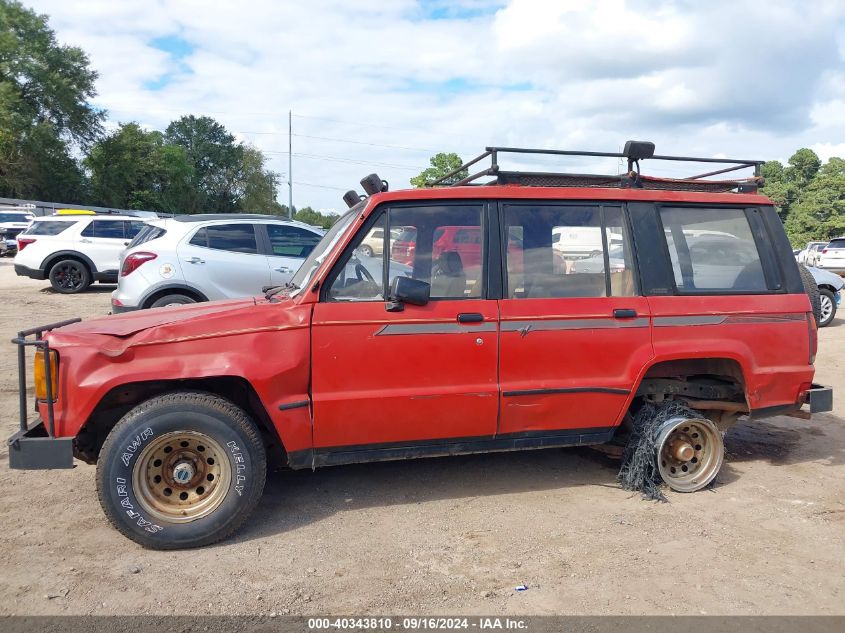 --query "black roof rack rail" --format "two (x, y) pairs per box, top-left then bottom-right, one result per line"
(430, 142), (765, 193)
